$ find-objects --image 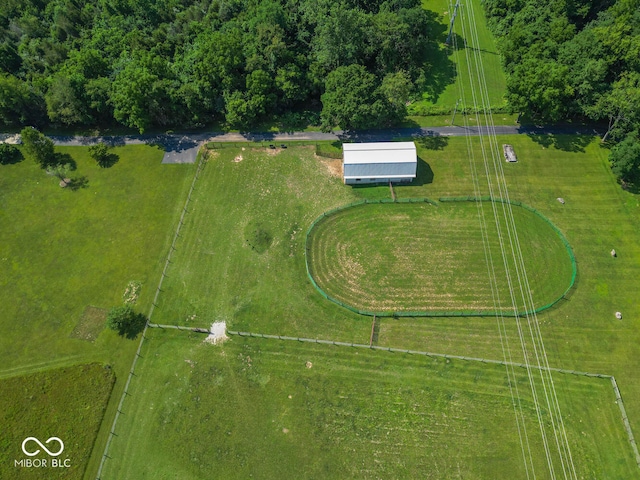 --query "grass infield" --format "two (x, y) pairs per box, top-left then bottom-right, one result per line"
(307, 200), (574, 316)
